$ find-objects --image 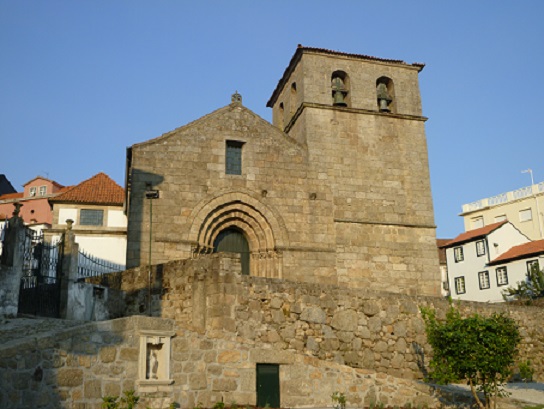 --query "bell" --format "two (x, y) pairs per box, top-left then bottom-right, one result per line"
(333, 91), (347, 107)
(379, 98), (390, 112)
